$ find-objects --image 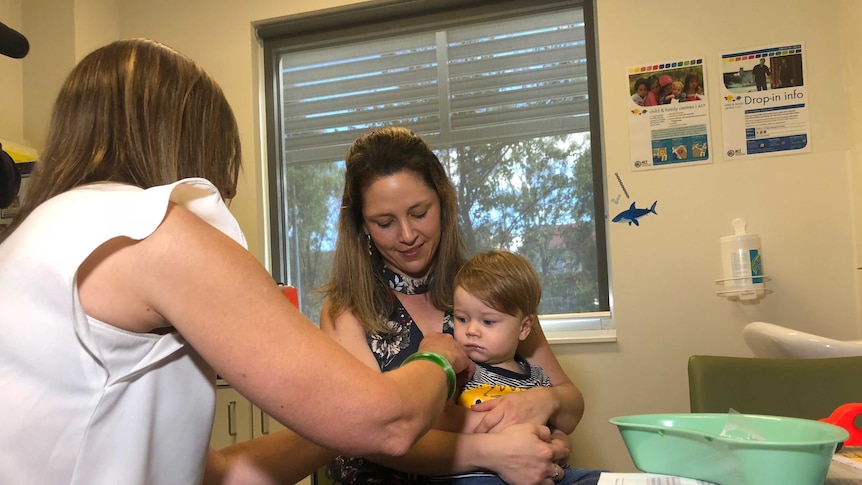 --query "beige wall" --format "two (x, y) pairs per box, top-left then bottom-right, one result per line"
(0, 0), (25, 144)
(15, 0), (862, 474)
(587, 0), (860, 470)
(840, 0), (862, 322)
